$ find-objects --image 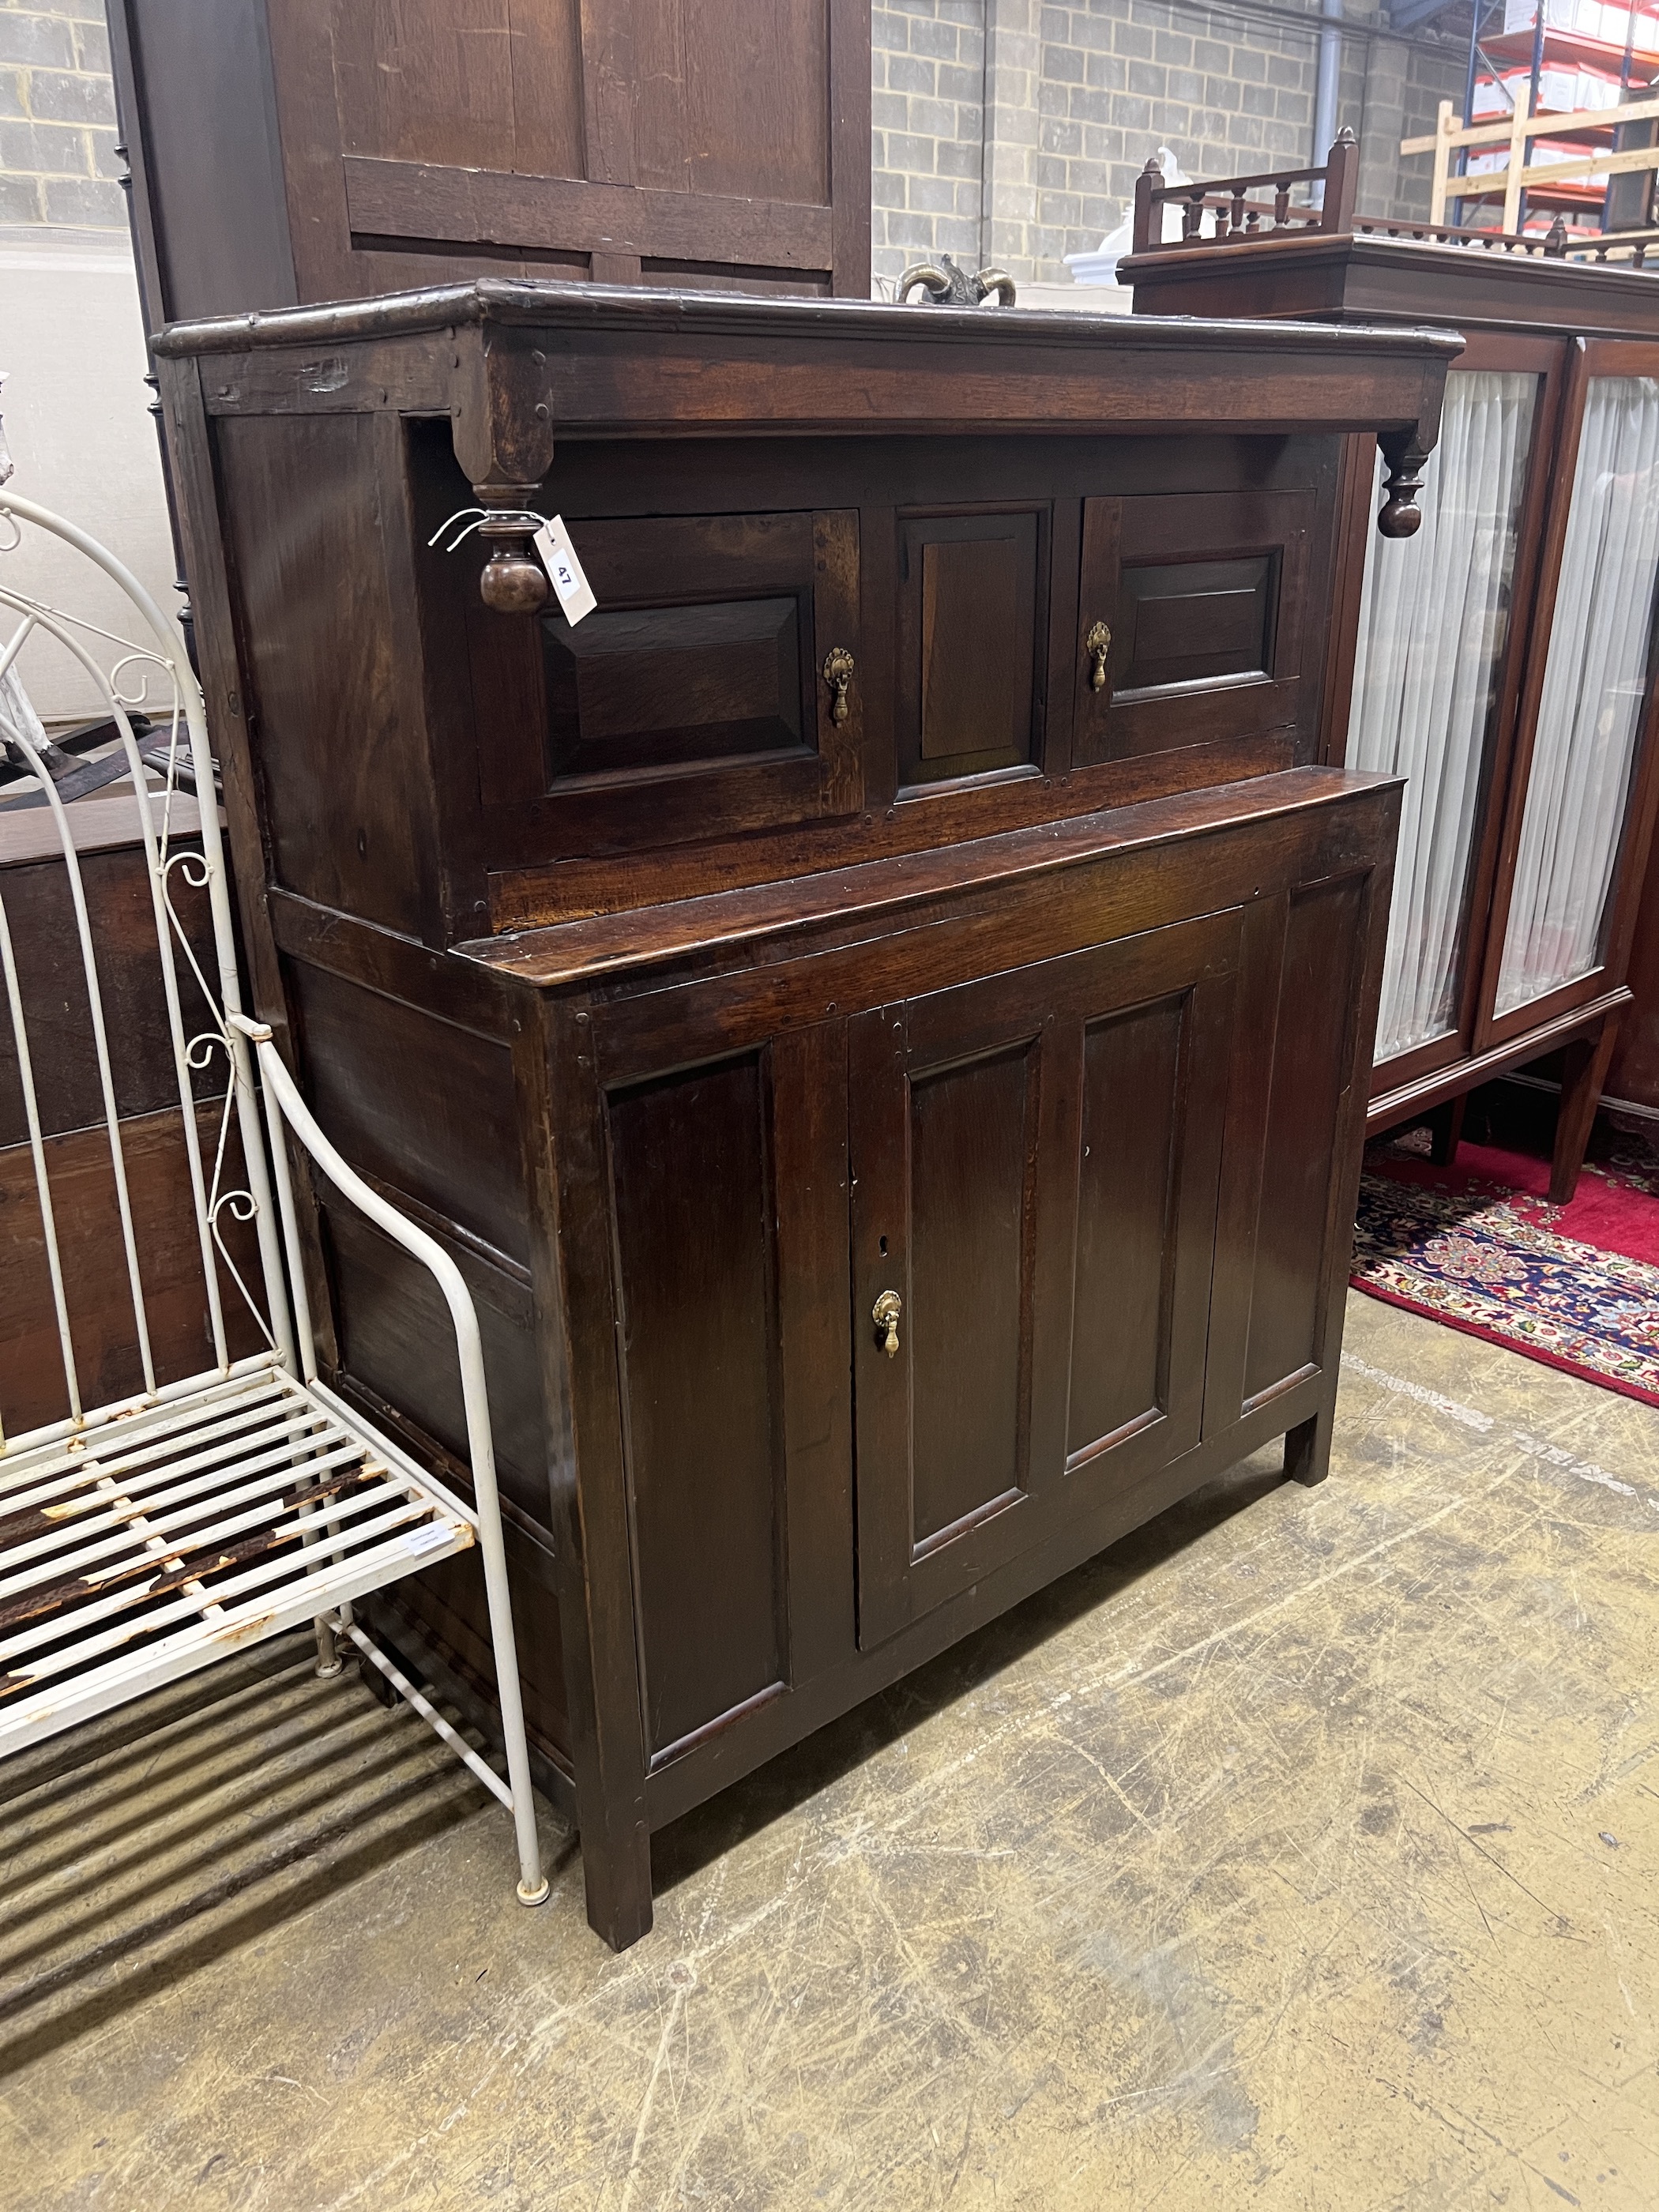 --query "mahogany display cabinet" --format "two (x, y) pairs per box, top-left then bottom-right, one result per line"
(155, 284), (1454, 1947)
(1123, 194), (1659, 1198)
